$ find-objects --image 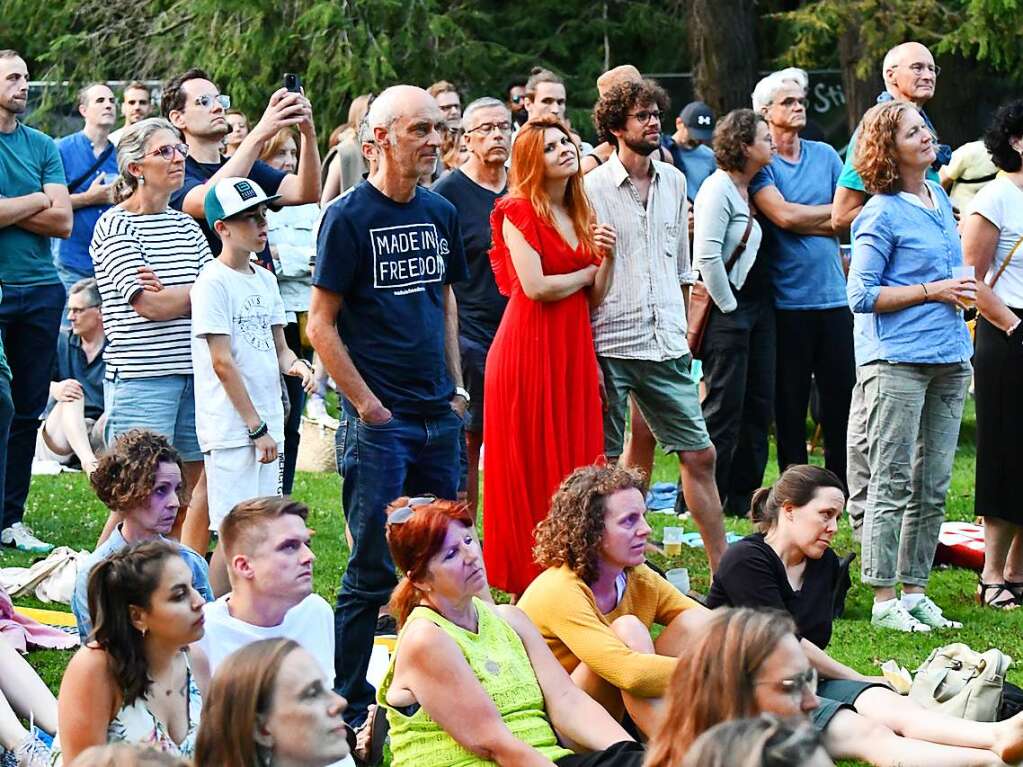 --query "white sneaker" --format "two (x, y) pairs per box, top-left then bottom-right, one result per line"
(871, 600), (932, 632)
(0, 523), (54, 554)
(908, 595), (963, 629)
